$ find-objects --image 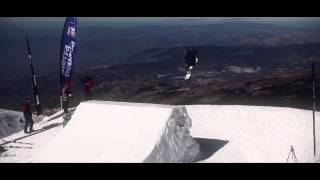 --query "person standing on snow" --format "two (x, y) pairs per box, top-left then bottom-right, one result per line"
(81, 76), (94, 101)
(62, 83), (72, 114)
(62, 83), (72, 127)
(22, 98), (34, 134)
